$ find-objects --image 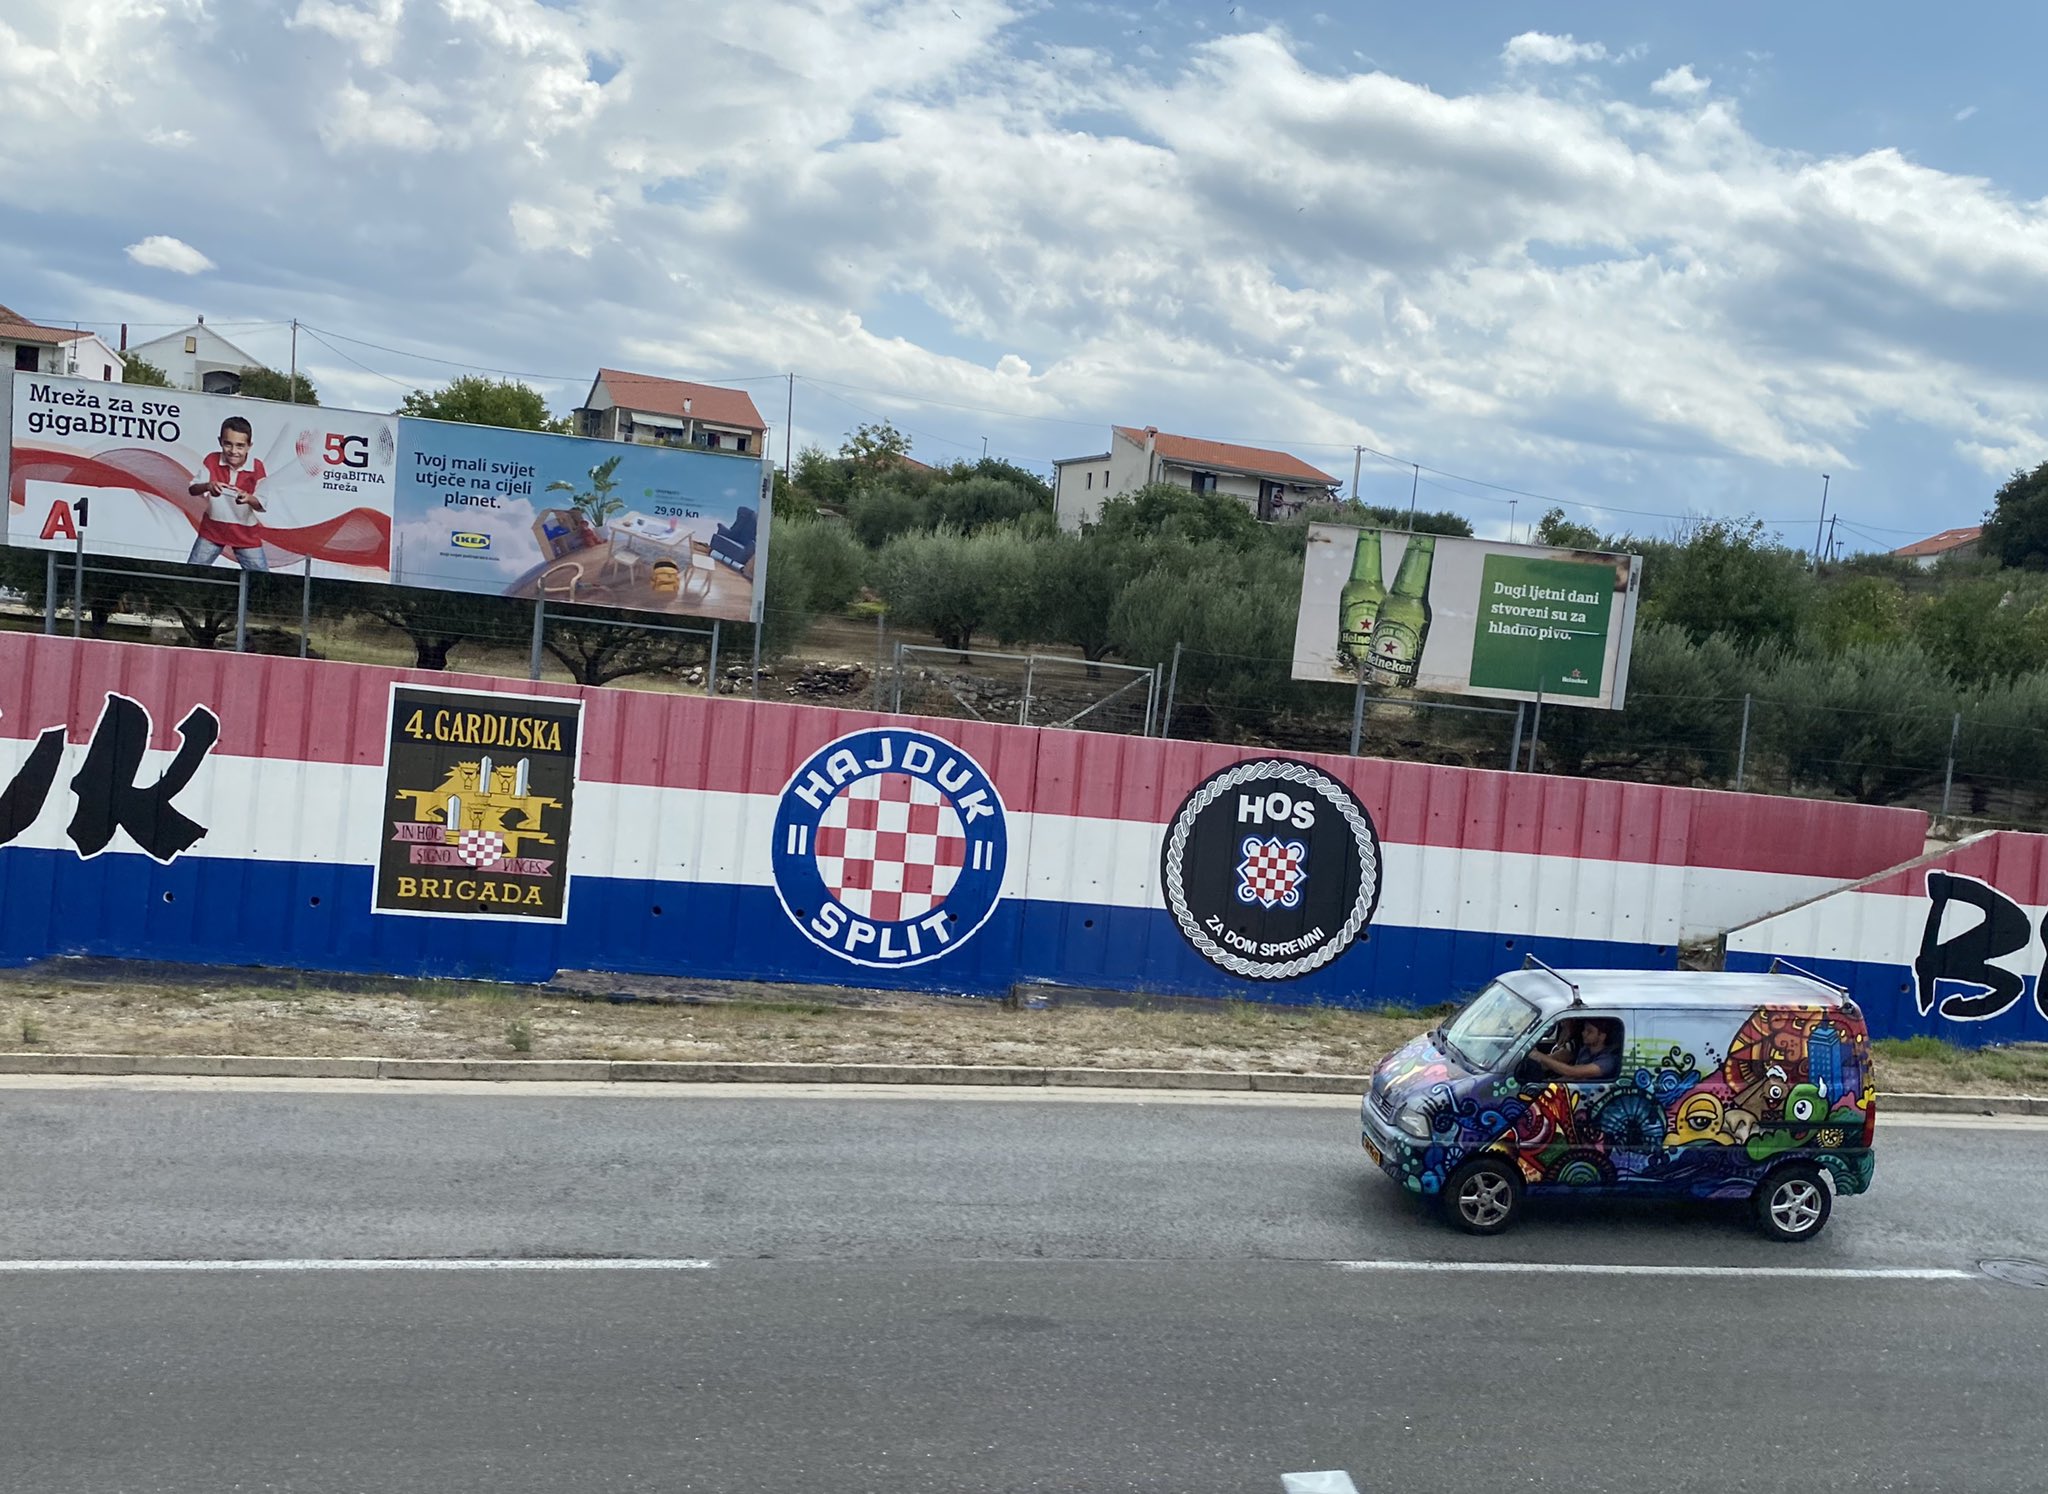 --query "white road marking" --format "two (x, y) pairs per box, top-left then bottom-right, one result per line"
(0, 1258), (717, 1273)
(1332, 1259), (1976, 1281)
(1281, 1473), (1361, 1494)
